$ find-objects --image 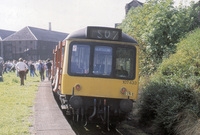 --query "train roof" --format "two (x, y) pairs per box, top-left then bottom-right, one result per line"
(66, 26), (137, 44)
